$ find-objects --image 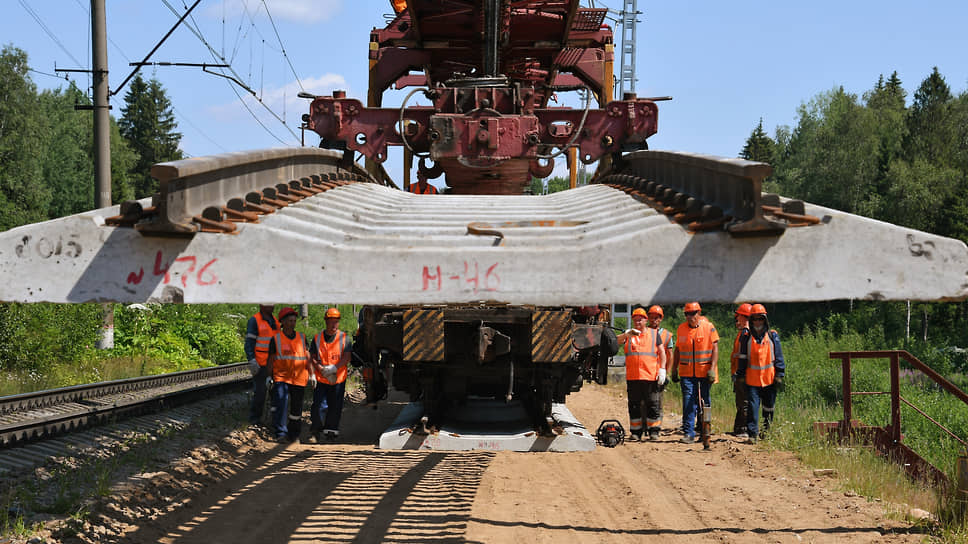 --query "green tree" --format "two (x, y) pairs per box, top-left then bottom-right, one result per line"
(39, 84), (138, 218)
(740, 118), (776, 163)
(119, 74), (183, 198)
(864, 71), (907, 187)
(0, 45), (51, 231)
(770, 86), (881, 216)
(905, 67), (954, 166)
